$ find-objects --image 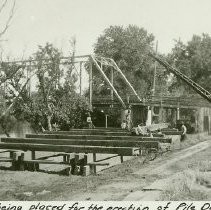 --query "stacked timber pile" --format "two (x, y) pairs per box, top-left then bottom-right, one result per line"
(0, 126), (180, 176)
